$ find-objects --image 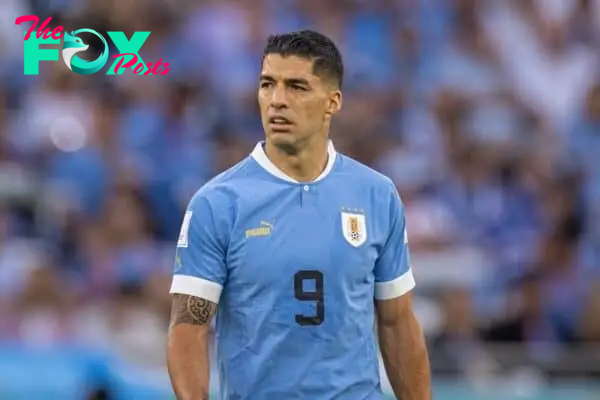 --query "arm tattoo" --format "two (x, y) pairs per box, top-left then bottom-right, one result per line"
(170, 294), (217, 327)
